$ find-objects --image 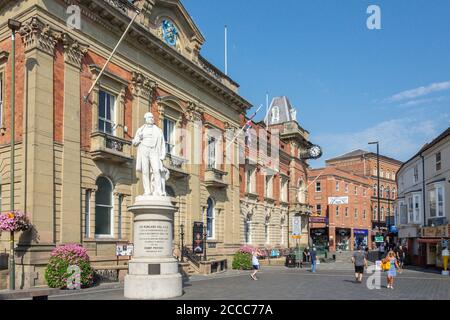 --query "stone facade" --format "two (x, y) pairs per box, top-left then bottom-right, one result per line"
(0, 0), (252, 288)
